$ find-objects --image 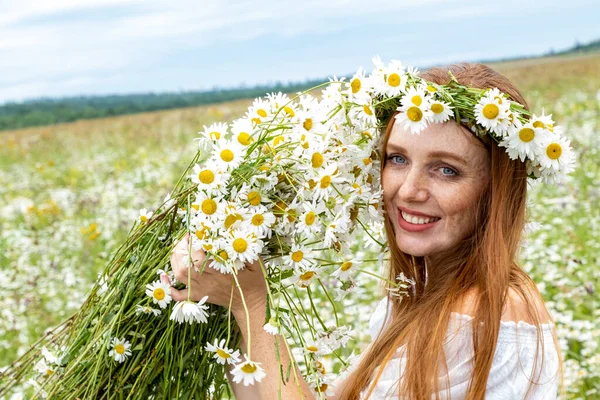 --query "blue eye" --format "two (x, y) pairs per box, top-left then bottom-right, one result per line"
(441, 167), (457, 176)
(388, 155), (406, 164)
